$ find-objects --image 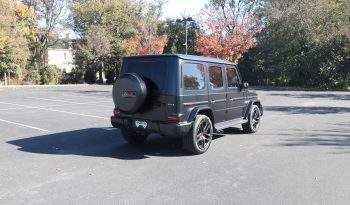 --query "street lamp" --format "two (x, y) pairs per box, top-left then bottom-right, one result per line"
(177, 17), (194, 55)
